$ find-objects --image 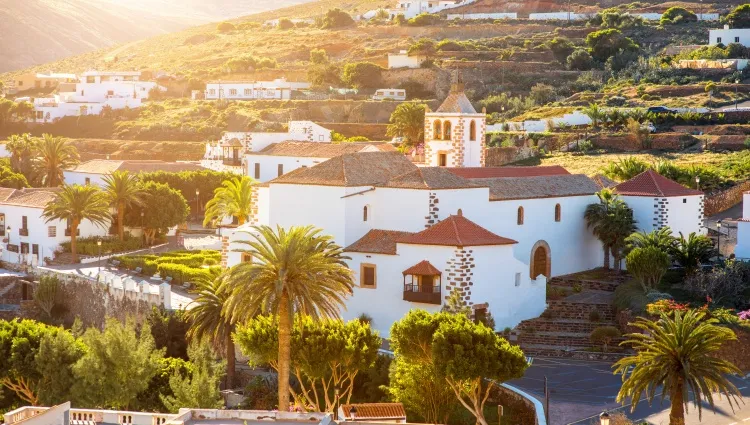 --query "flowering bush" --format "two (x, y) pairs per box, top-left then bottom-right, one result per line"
(645, 299), (691, 315)
(738, 309), (750, 321)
